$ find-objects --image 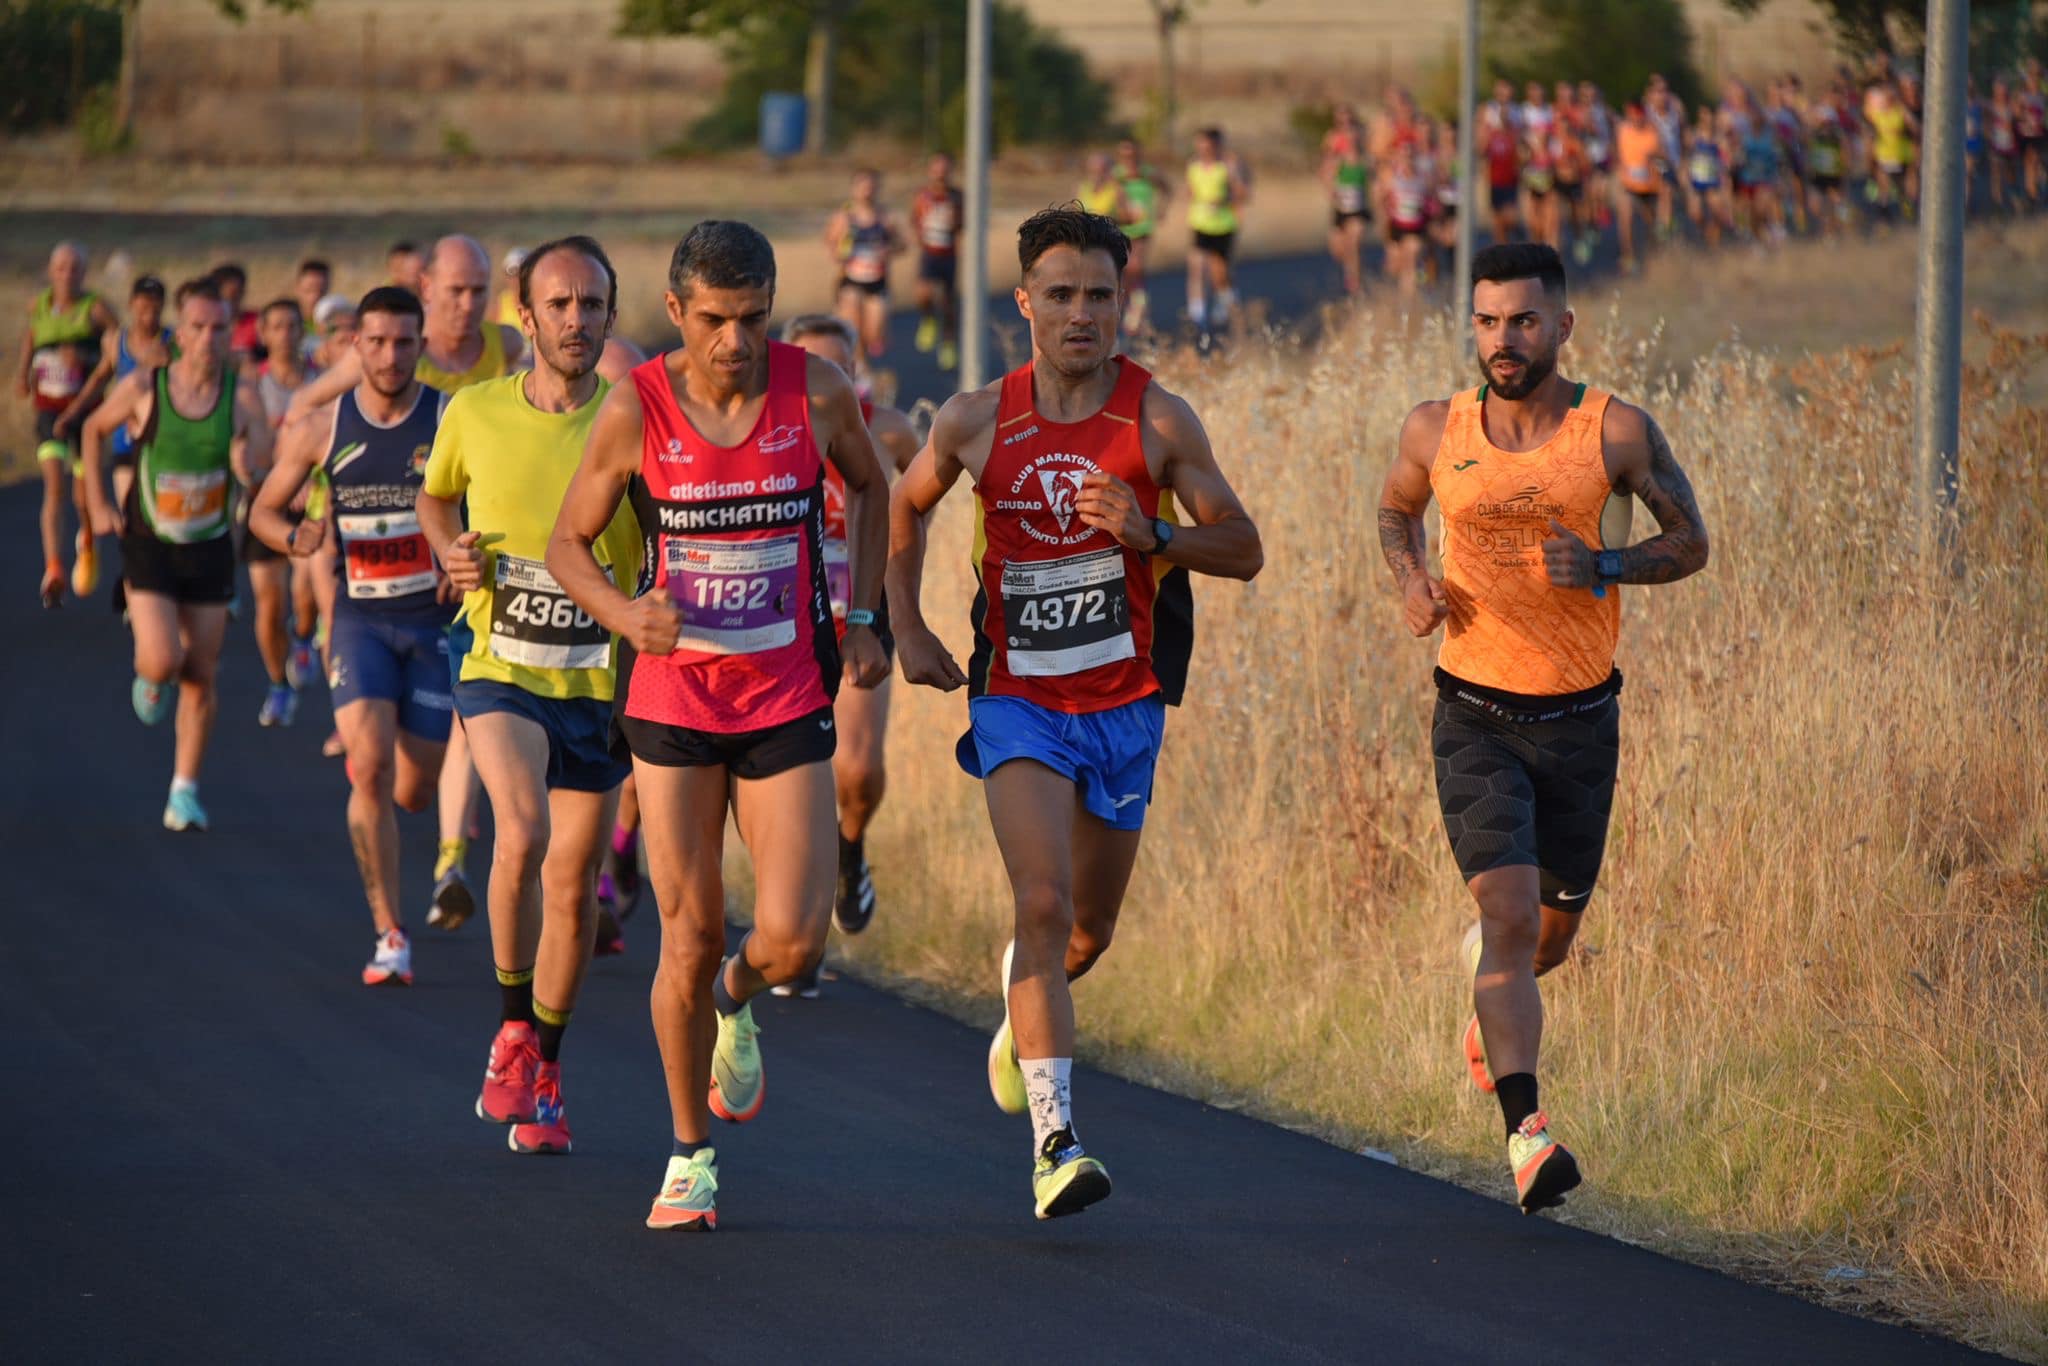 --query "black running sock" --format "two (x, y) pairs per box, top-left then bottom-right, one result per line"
(533, 999), (571, 1063)
(672, 1137), (710, 1159)
(838, 831), (863, 876)
(710, 958), (744, 1018)
(1496, 1072), (1540, 1137)
(497, 965), (535, 1025)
